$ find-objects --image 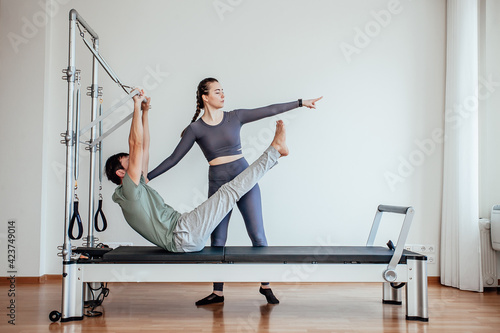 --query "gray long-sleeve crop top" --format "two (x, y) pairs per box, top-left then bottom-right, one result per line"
(147, 100), (300, 181)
